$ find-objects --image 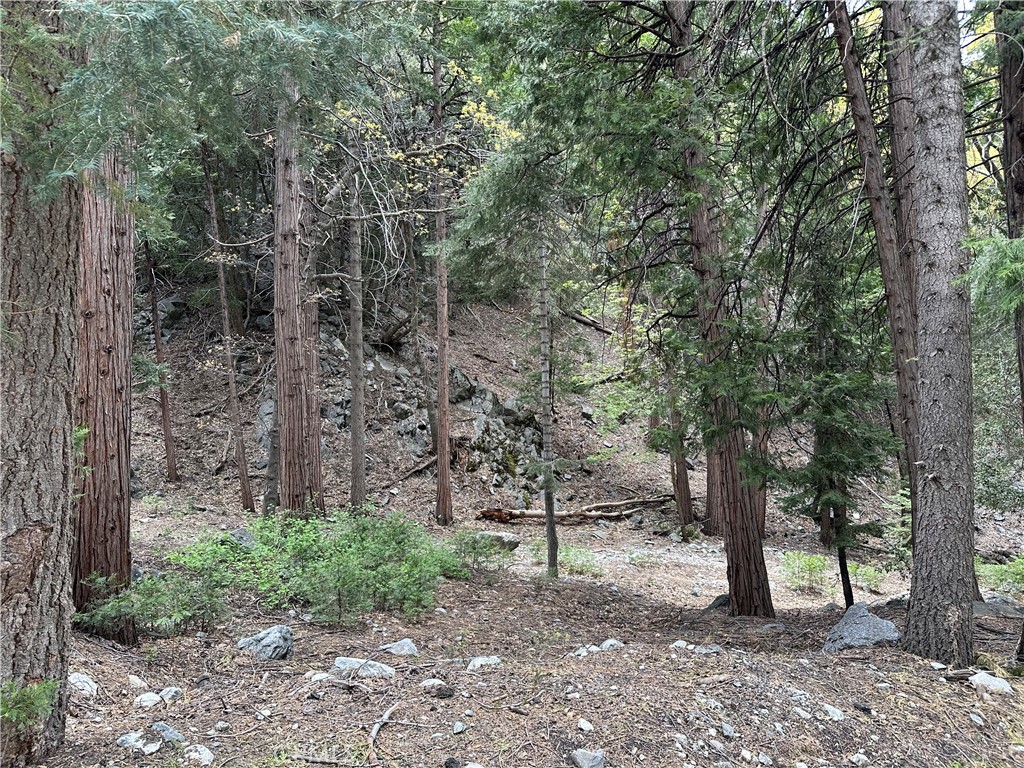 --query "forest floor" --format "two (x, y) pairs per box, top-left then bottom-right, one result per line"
(56, 303), (1024, 768)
